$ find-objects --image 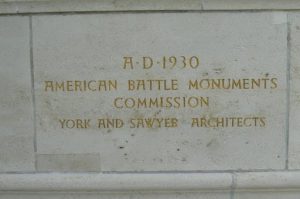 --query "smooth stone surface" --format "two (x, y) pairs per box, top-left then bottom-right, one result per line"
(2, 0), (300, 13)
(202, 0), (300, 10)
(234, 191), (300, 199)
(33, 12), (287, 172)
(234, 172), (300, 198)
(0, 192), (230, 199)
(235, 172), (300, 189)
(288, 13), (300, 169)
(3, 172), (300, 197)
(0, 173), (231, 198)
(0, 0), (202, 14)
(37, 154), (101, 172)
(0, 173), (232, 191)
(0, 16), (35, 172)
